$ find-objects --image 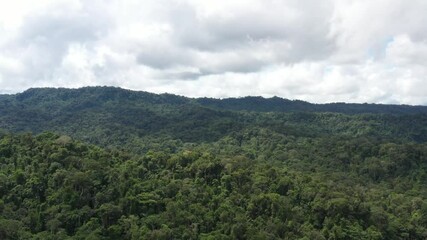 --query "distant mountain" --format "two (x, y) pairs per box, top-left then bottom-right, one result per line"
(3, 86), (427, 115)
(1, 86), (427, 150)
(196, 96), (427, 114)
